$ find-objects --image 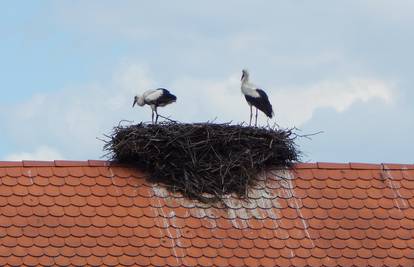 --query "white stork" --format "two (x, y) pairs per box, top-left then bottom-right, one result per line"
(241, 69), (274, 126)
(132, 88), (177, 124)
